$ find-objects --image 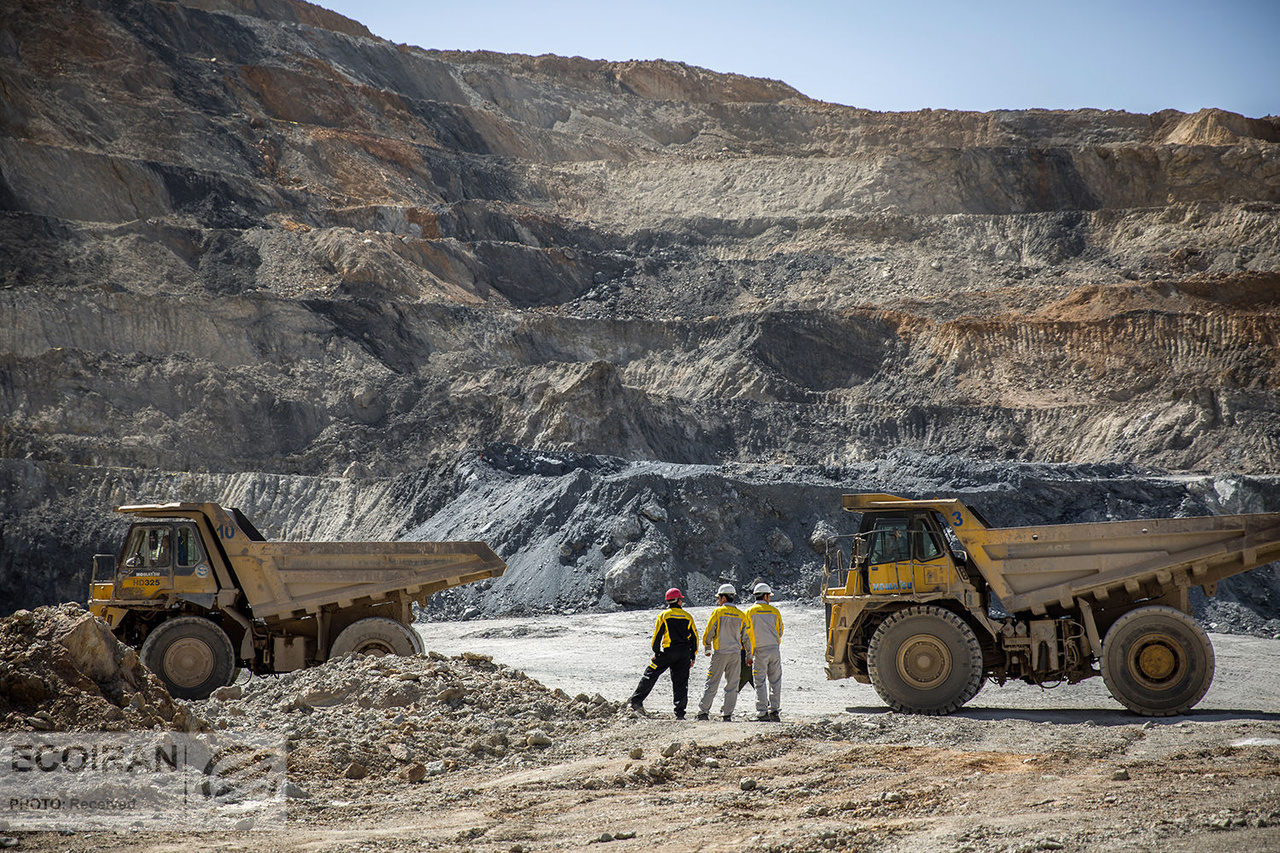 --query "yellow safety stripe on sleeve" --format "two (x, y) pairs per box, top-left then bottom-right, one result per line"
(703, 607), (721, 650)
